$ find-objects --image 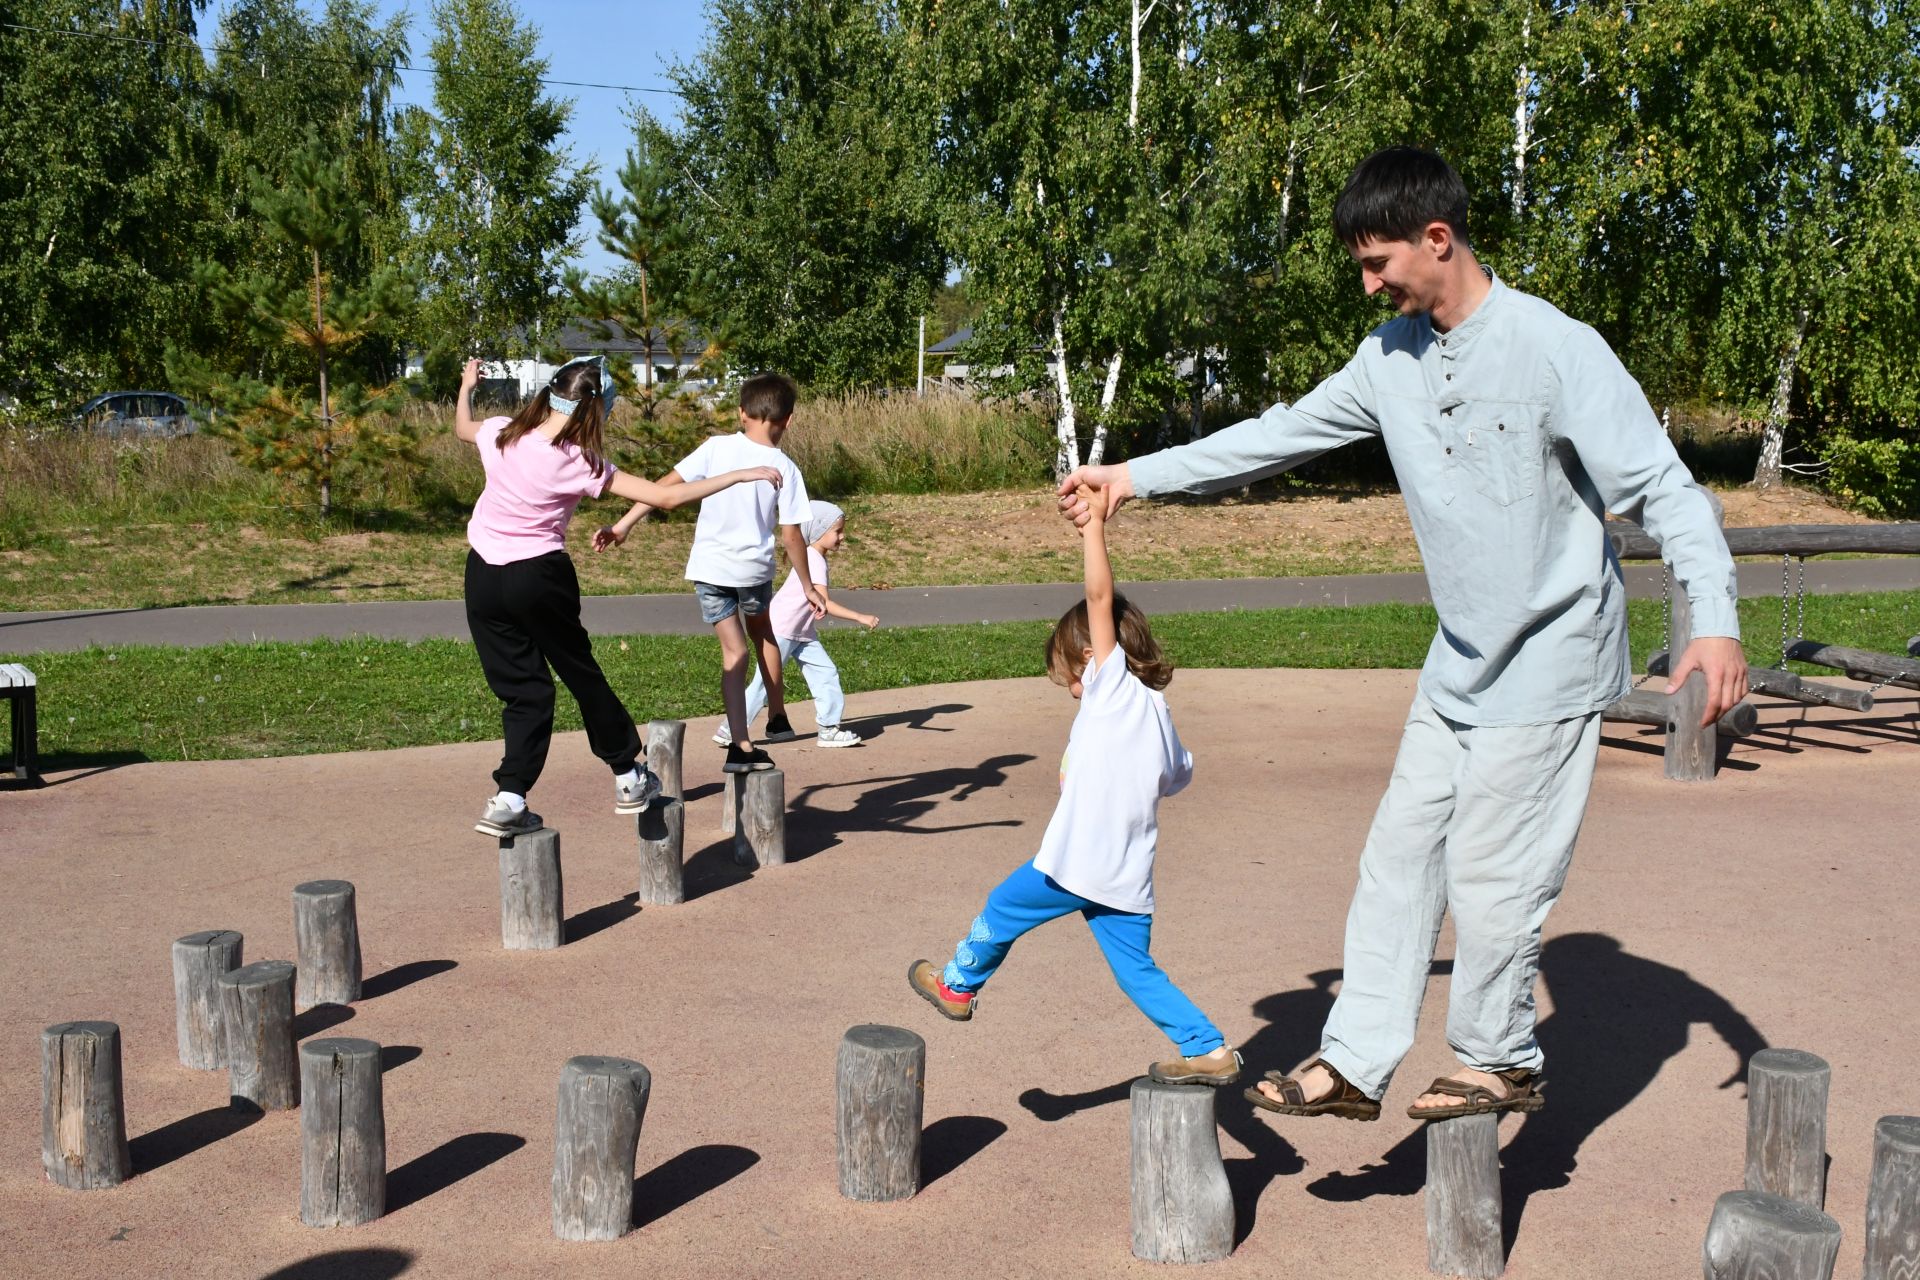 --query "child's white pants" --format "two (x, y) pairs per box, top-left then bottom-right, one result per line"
(1318, 690), (1602, 1100)
(746, 636), (846, 728)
